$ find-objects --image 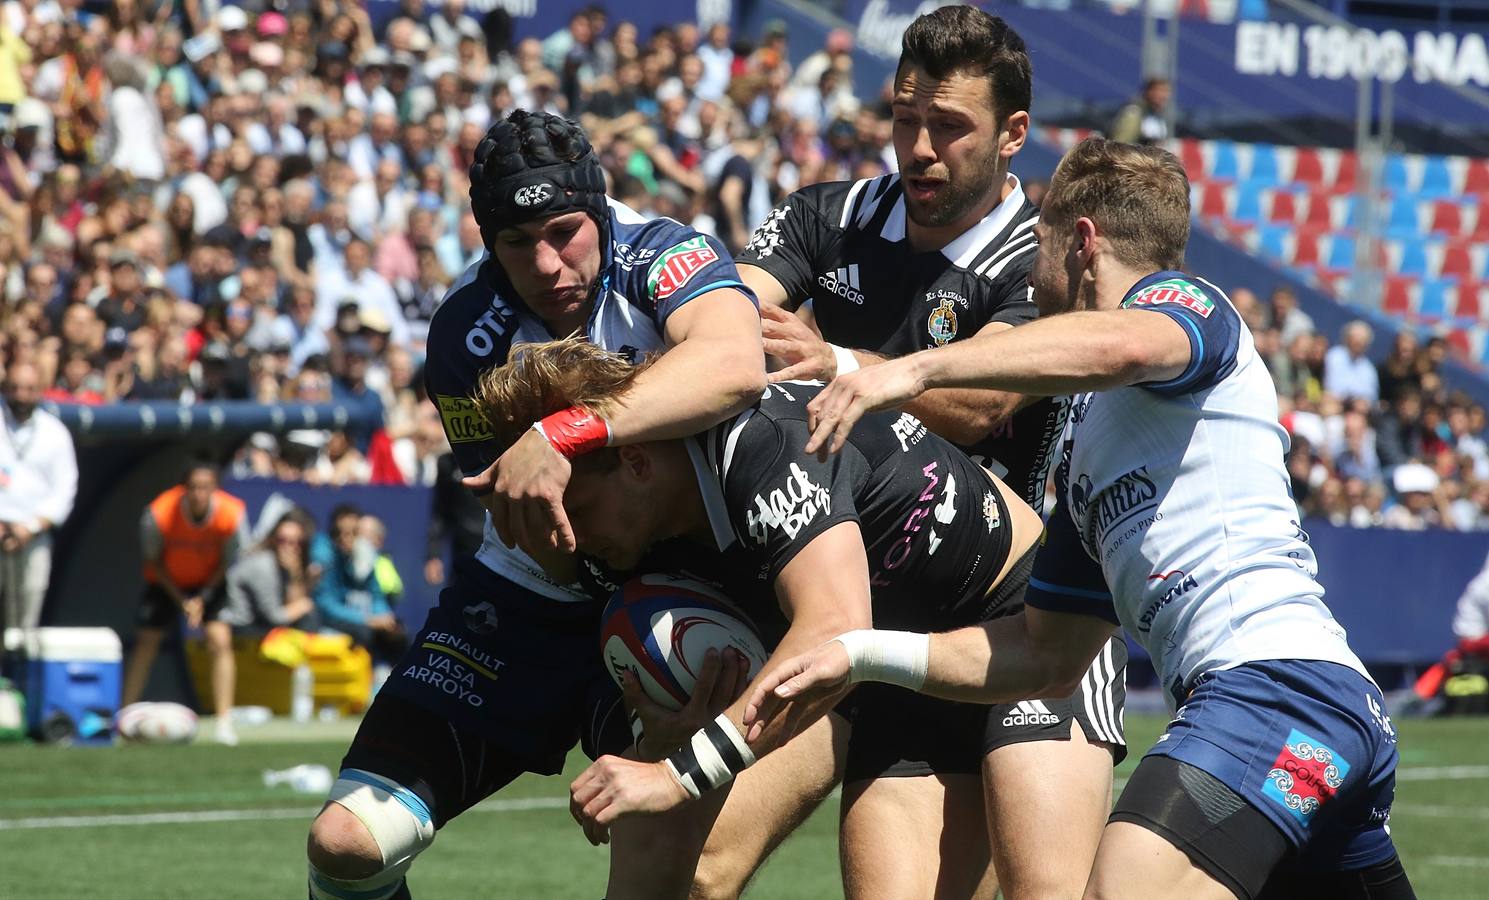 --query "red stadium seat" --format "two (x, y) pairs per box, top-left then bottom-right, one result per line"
(1269, 190), (1302, 223)
(1455, 281), (1483, 320)
(1178, 139), (1206, 179)
(1382, 275), (1415, 316)
(1291, 230), (1323, 268)
(1303, 191), (1335, 229)
(1446, 328), (1473, 358)
(1428, 200), (1465, 236)
(1442, 242), (1475, 281)
(1198, 181), (1232, 219)
(1466, 159), (1489, 196)
(1333, 151), (1358, 193)
(1293, 148), (1325, 186)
